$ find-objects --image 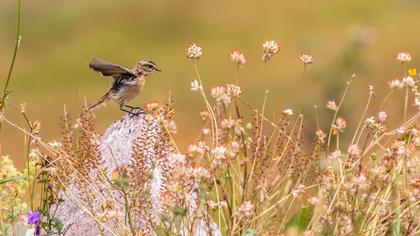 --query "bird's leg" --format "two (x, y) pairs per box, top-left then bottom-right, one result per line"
(120, 104), (143, 117)
(124, 105), (145, 113)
